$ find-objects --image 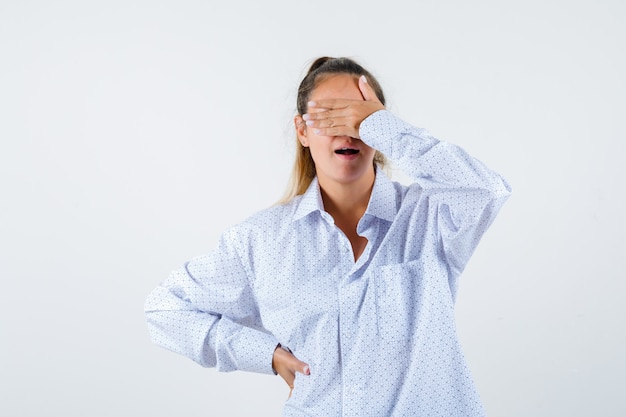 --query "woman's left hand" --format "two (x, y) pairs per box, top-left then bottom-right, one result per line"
(302, 75), (385, 139)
